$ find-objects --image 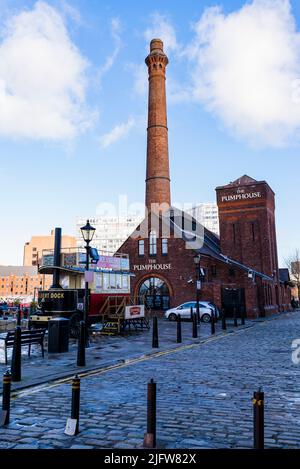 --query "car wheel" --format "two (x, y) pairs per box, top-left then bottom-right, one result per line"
(168, 313), (177, 321)
(201, 313), (211, 323)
